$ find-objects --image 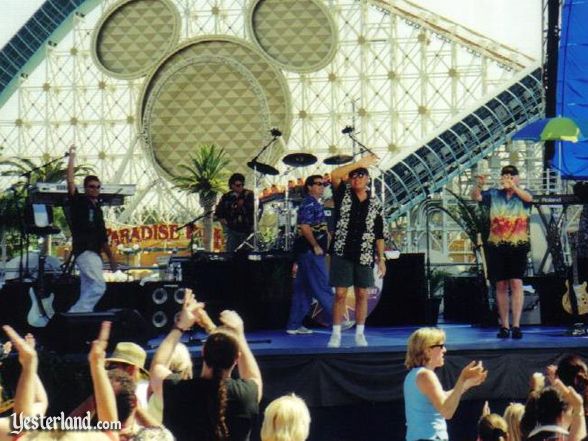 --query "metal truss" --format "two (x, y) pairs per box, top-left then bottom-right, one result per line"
(0, 0), (536, 229)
